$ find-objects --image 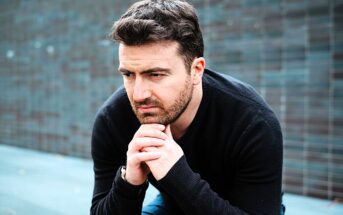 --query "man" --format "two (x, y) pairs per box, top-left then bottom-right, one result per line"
(91, 0), (284, 214)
